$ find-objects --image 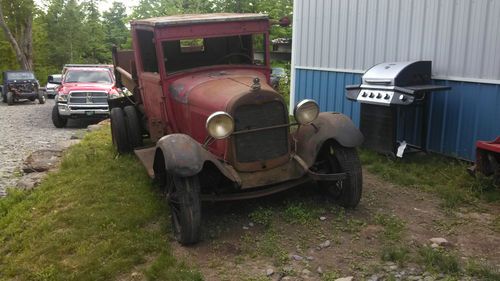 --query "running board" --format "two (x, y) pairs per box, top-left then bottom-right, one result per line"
(134, 146), (156, 178)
